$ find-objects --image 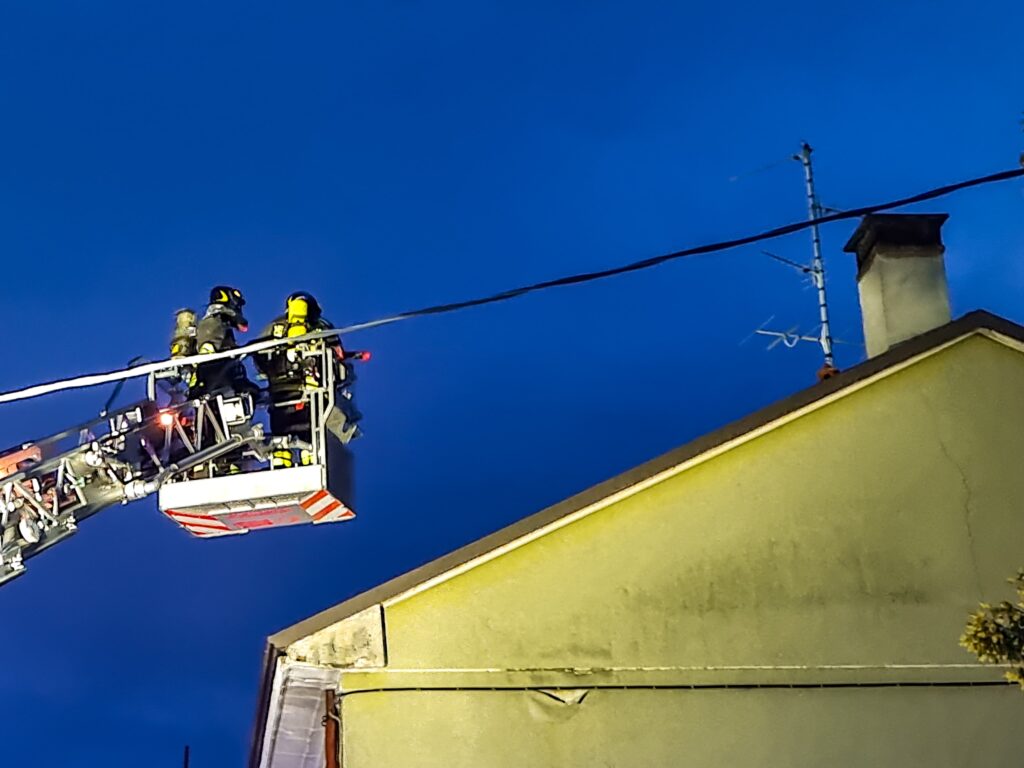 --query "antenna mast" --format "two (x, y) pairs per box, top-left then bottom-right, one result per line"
(750, 142), (841, 380)
(796, 142), (835, 369)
